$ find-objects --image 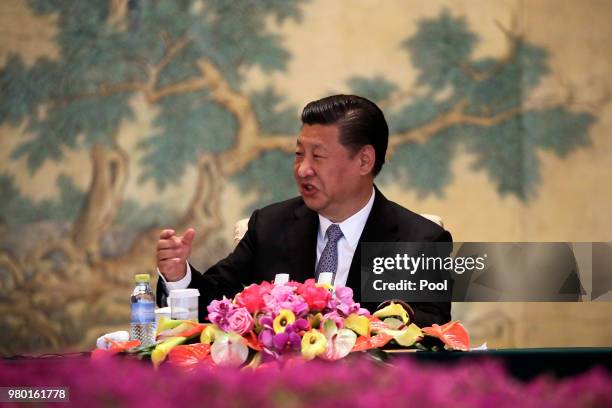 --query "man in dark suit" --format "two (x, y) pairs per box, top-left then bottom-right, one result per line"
(156, 95), (452, 327)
